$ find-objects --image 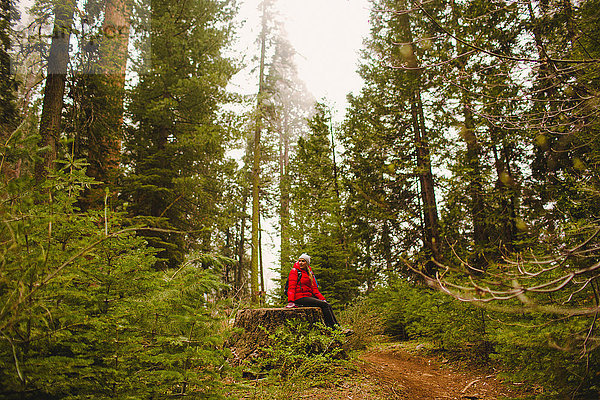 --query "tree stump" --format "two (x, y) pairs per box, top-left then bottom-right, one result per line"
(227, 307), (324, 364)
(234, 307), (324, 332)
